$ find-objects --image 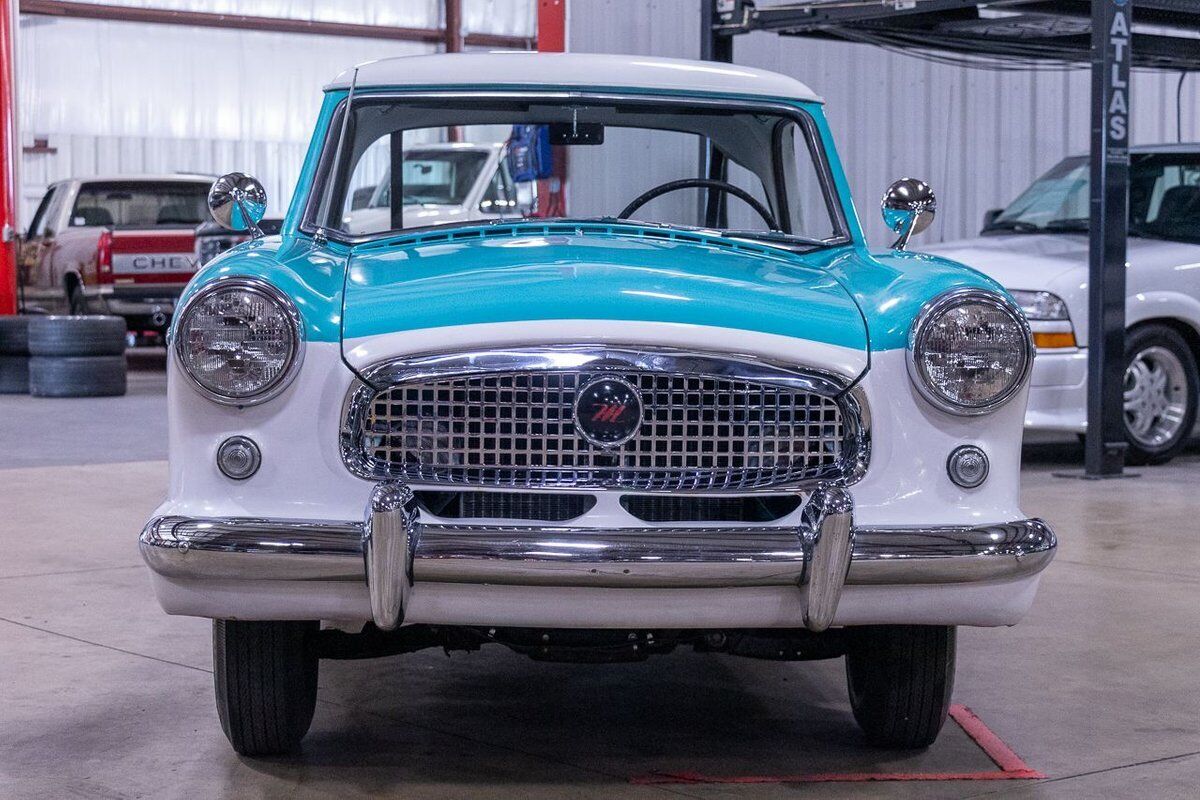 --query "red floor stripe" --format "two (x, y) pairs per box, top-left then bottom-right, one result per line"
(630, 703), (1045, 785)
(949, 703), (1044, 776)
